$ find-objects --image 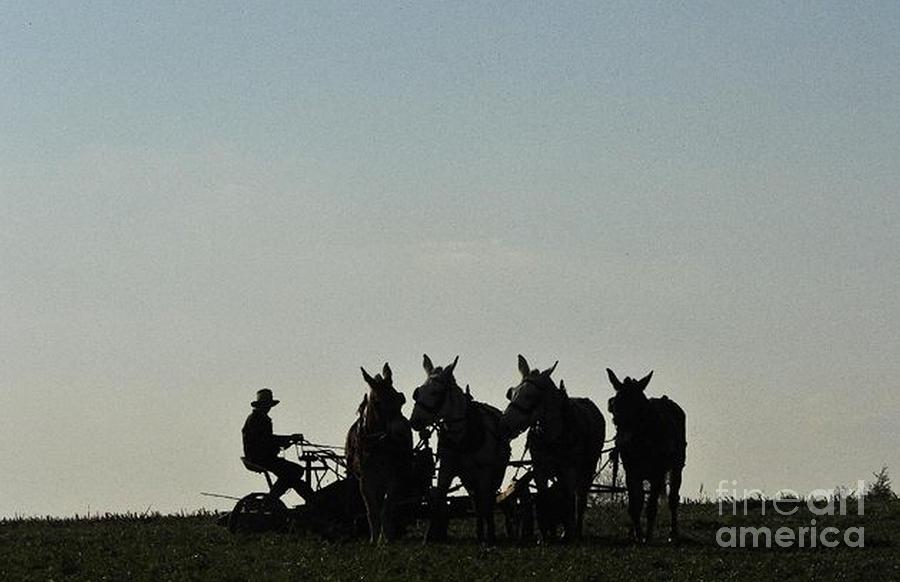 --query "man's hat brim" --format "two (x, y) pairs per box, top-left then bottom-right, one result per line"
(251, 399), (279, 408)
